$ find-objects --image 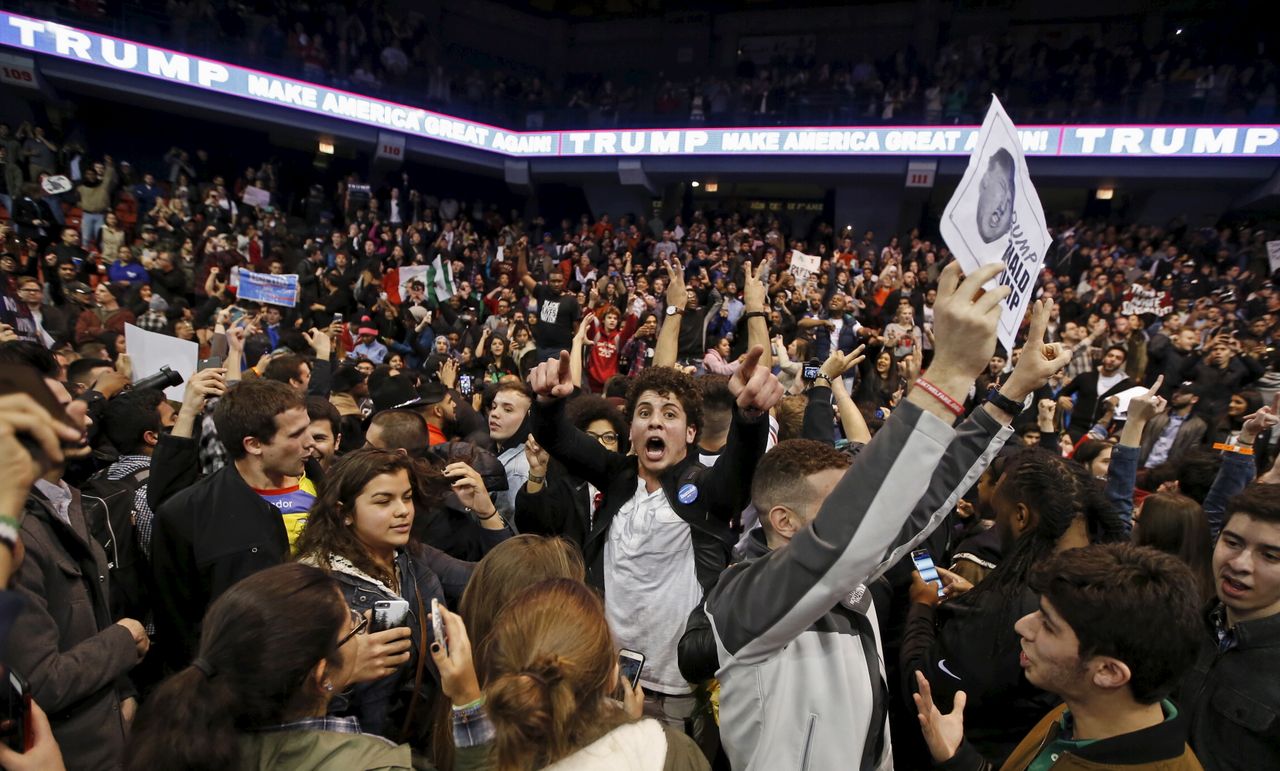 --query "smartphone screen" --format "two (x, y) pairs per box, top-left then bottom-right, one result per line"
(911, 549), (946, 598)
(0, 668), (31, 752)
(371, 600), (410, 633)
(618, 650), (645, 689)
(431, 598), (448, 655)
(458, 375), (473, 397)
